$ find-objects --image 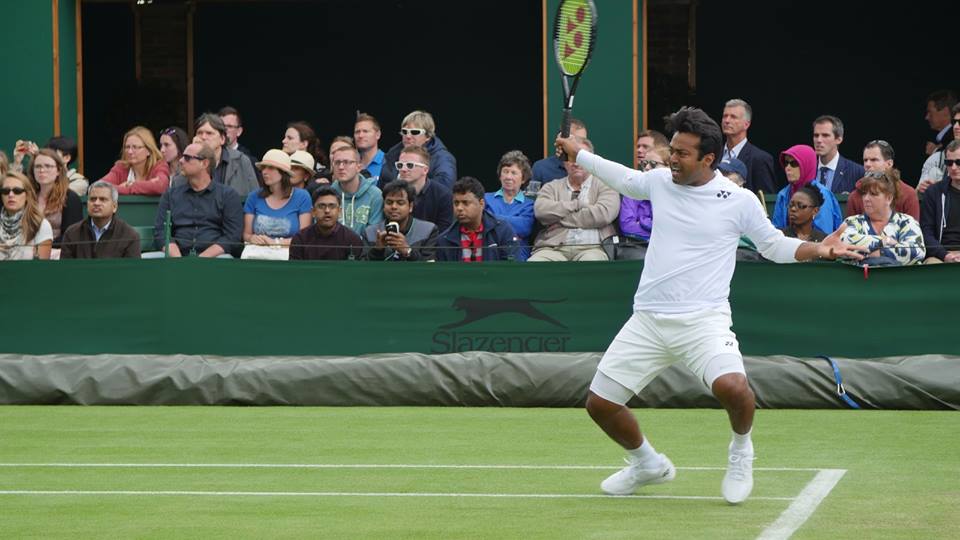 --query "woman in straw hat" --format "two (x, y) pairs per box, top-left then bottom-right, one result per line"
(242, 149), (312, 252)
